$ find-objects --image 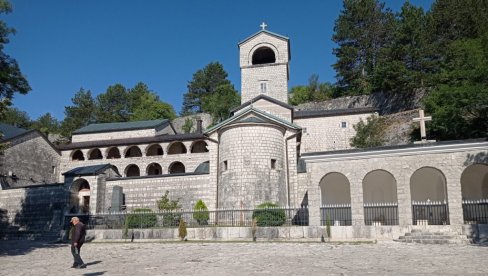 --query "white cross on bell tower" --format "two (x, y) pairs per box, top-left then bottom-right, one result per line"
(260, 22), (267, 30)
